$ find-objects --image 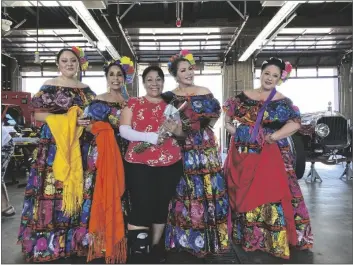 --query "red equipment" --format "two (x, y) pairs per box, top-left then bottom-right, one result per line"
(1, 91), (34, 127)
